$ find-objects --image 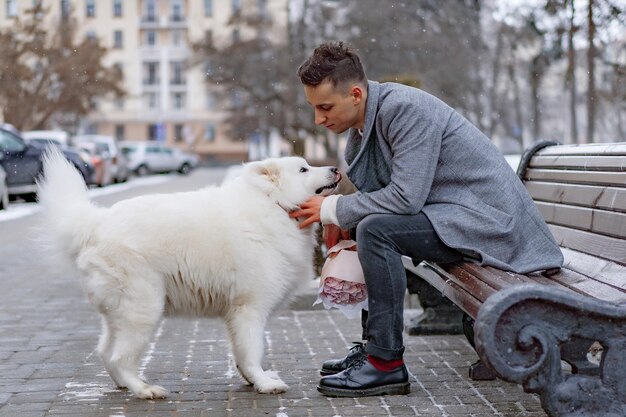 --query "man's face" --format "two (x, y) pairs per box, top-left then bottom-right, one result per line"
(304, 80), (363, 134)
